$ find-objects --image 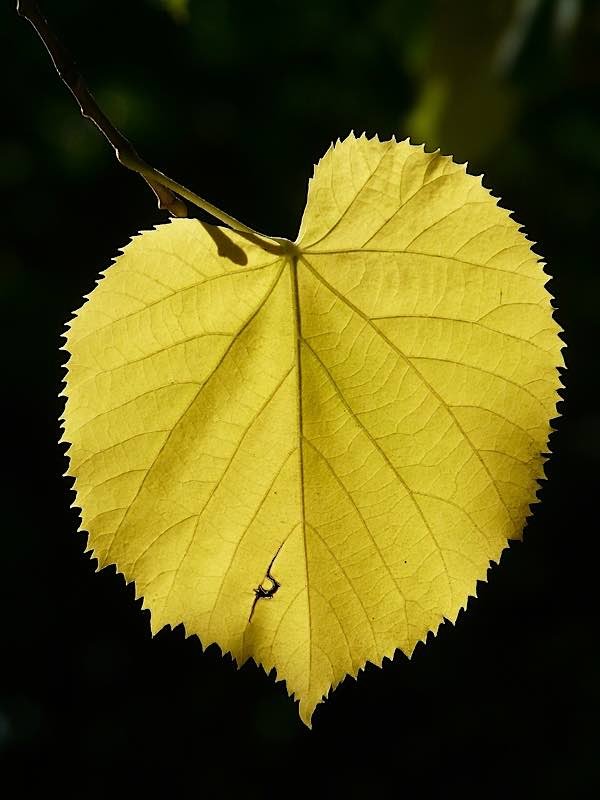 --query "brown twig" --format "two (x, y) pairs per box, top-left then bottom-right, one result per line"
(17, 0), (188, 217)
(17, 0), (288, 245)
